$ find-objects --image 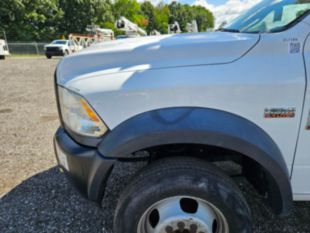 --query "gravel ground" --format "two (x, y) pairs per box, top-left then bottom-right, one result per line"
(0, 57), (310, 233)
